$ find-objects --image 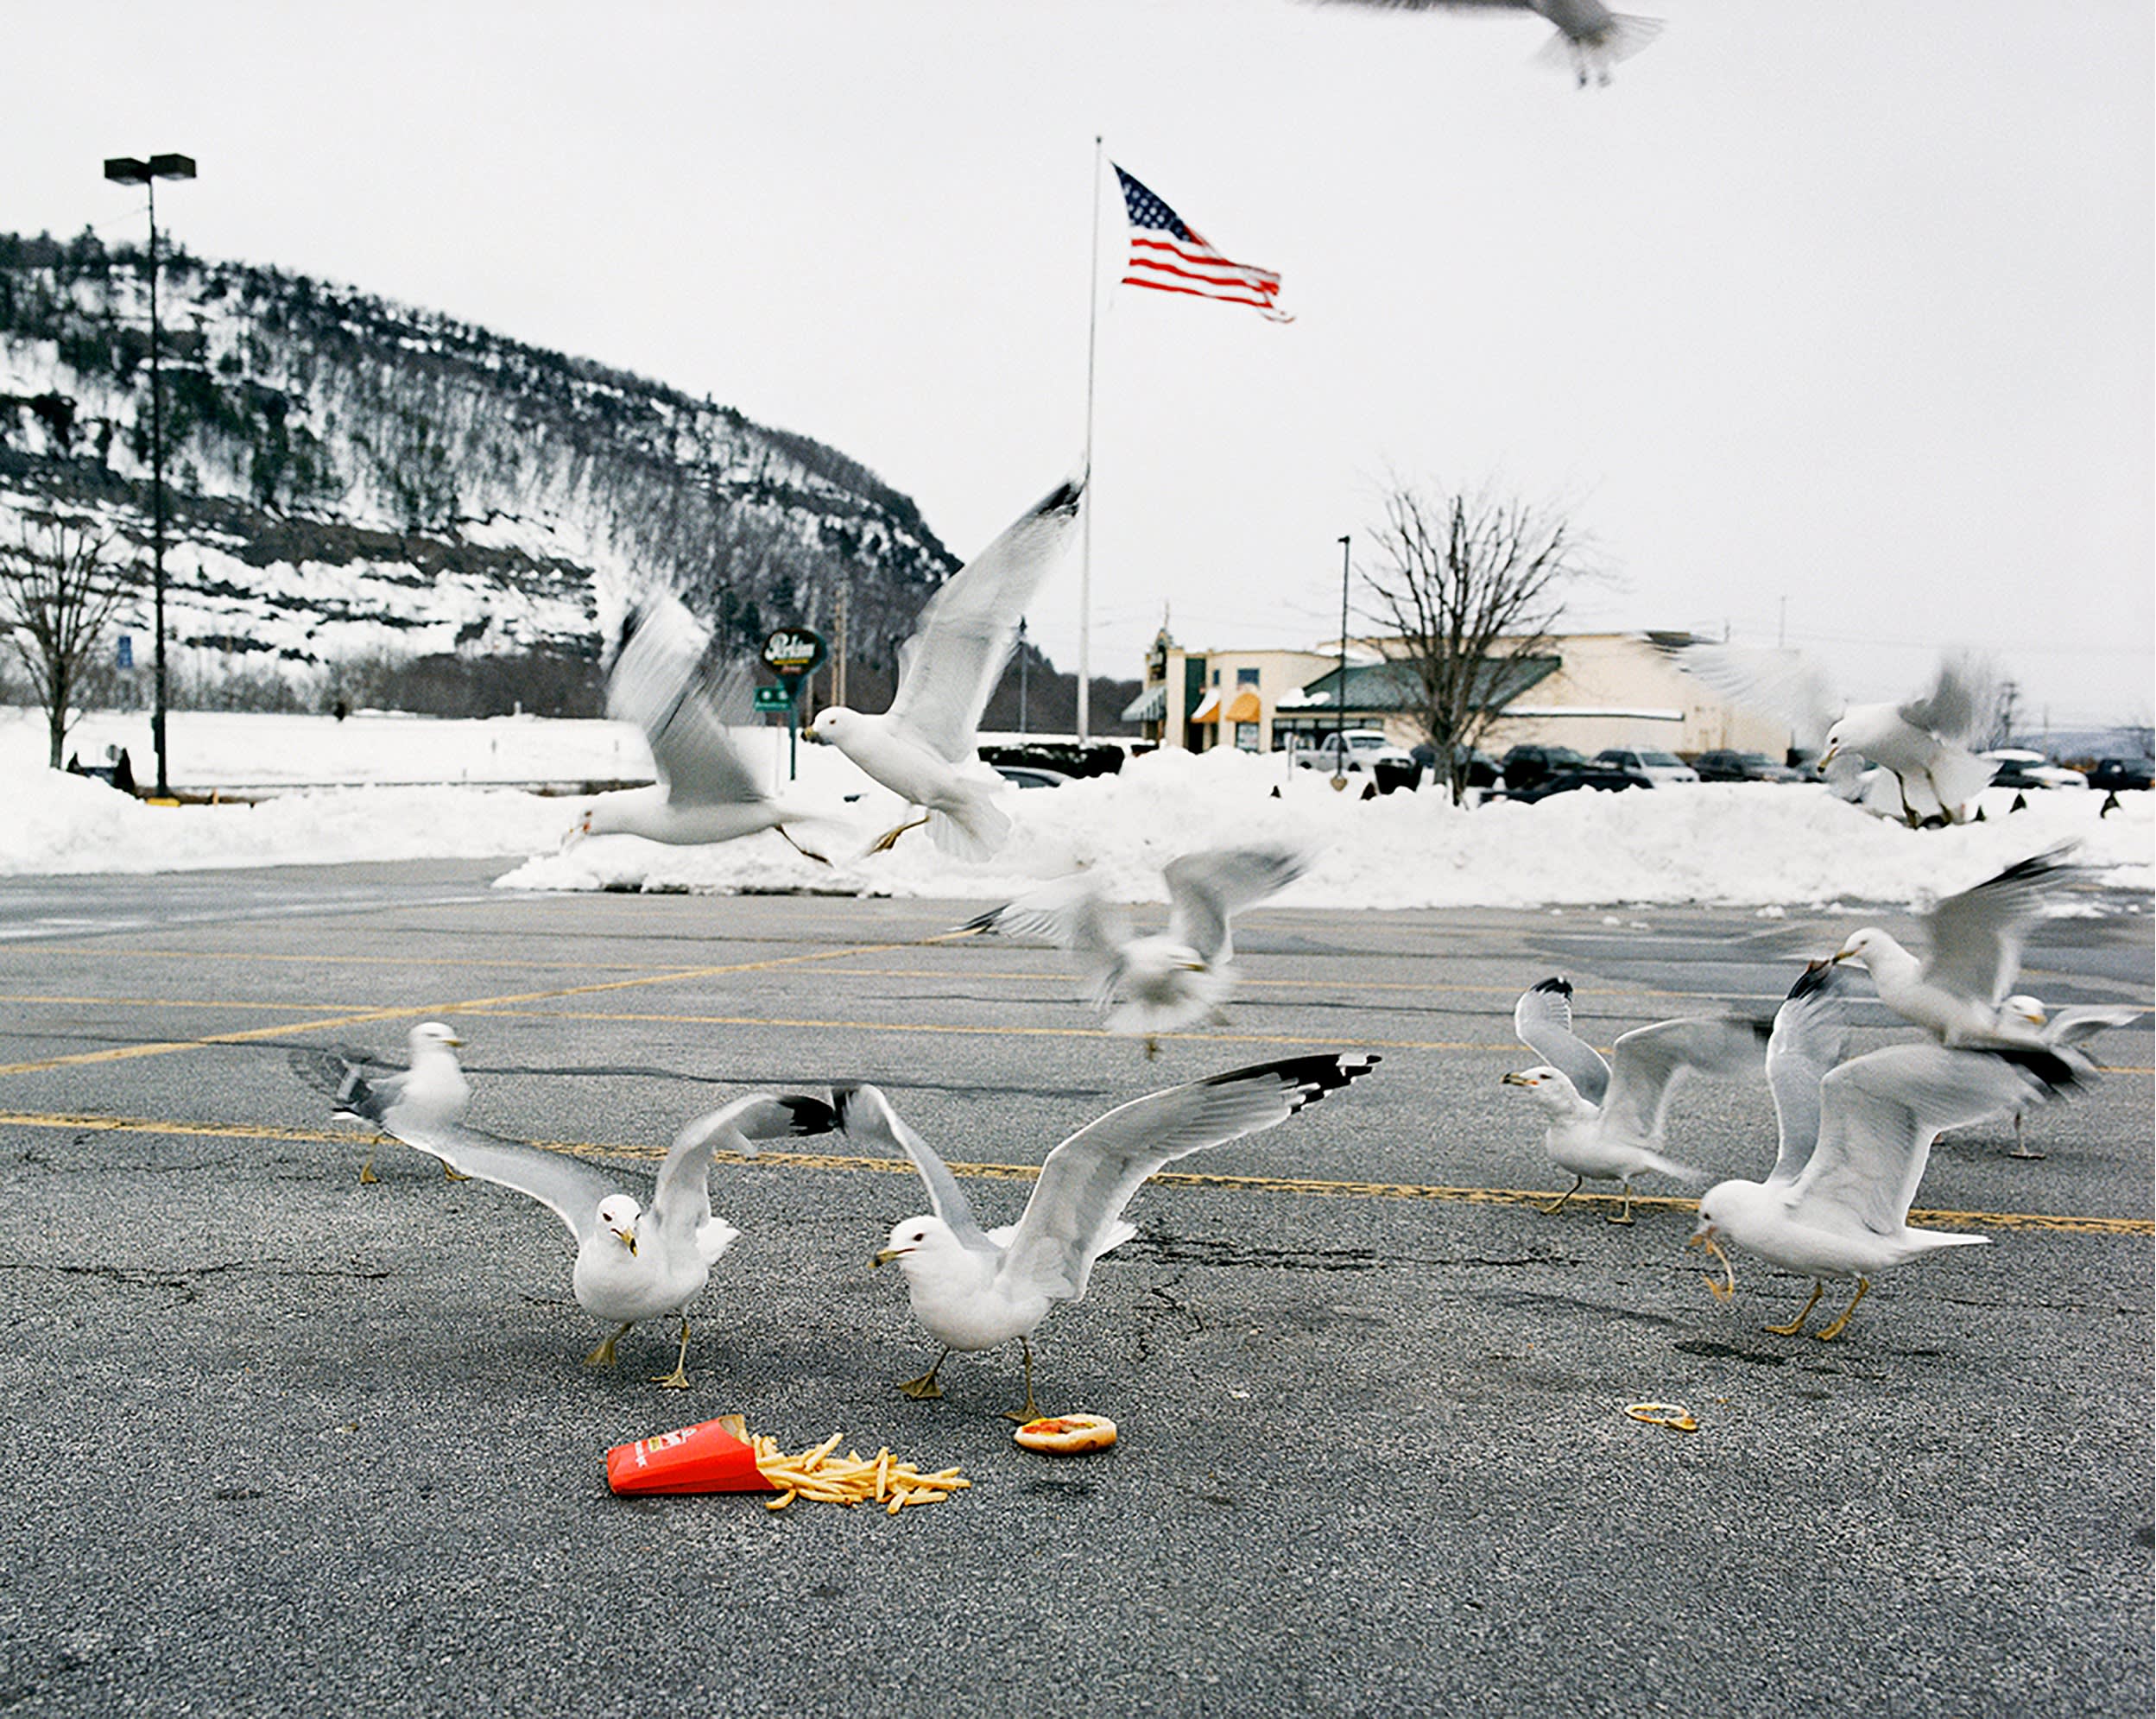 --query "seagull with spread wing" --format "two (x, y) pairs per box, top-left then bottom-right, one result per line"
(959, 844), (1312, 1058)
(1502, 977), (1769, 1223)
(808, 477), (1083, 858)
(1689, 964), (2083, 1340)
(1658, 641), (2003, 827)
(850, 1052), (1380, 1419)
(568, 591), (826, 860)
(291, 1021), (471, 1185)
(1312, 0), (1662, 86)
(1979, 993), (2145, 1159)
(379, 1091), (836, 1387)
(1829, 846), (2080, 1046)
